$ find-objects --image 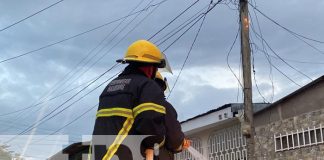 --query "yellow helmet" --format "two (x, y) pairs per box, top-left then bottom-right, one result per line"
(155, 71), (168, 91)
(117, 40), (165, 68)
